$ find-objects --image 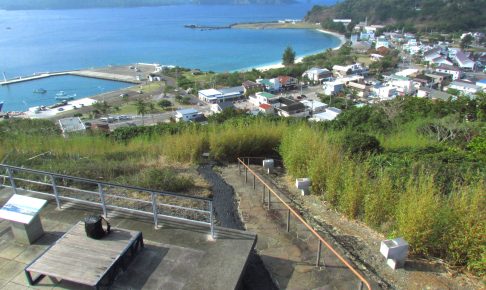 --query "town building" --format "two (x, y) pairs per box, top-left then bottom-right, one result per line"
(256, 78), (281, 92)
(210, 102), (234, 114)
(453, 51), (475, 71)
(309, 107), (342, 122)
(249, 92), (279, 107)
(448, 81), (481, 95)
(198, 86), (244, 104)
(275, 98), (309, 118)
(435, 64), (463, 80)
(302, 68), (333, 83)
(175, 108), (200, 122)
(300, 100), (327, 114)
